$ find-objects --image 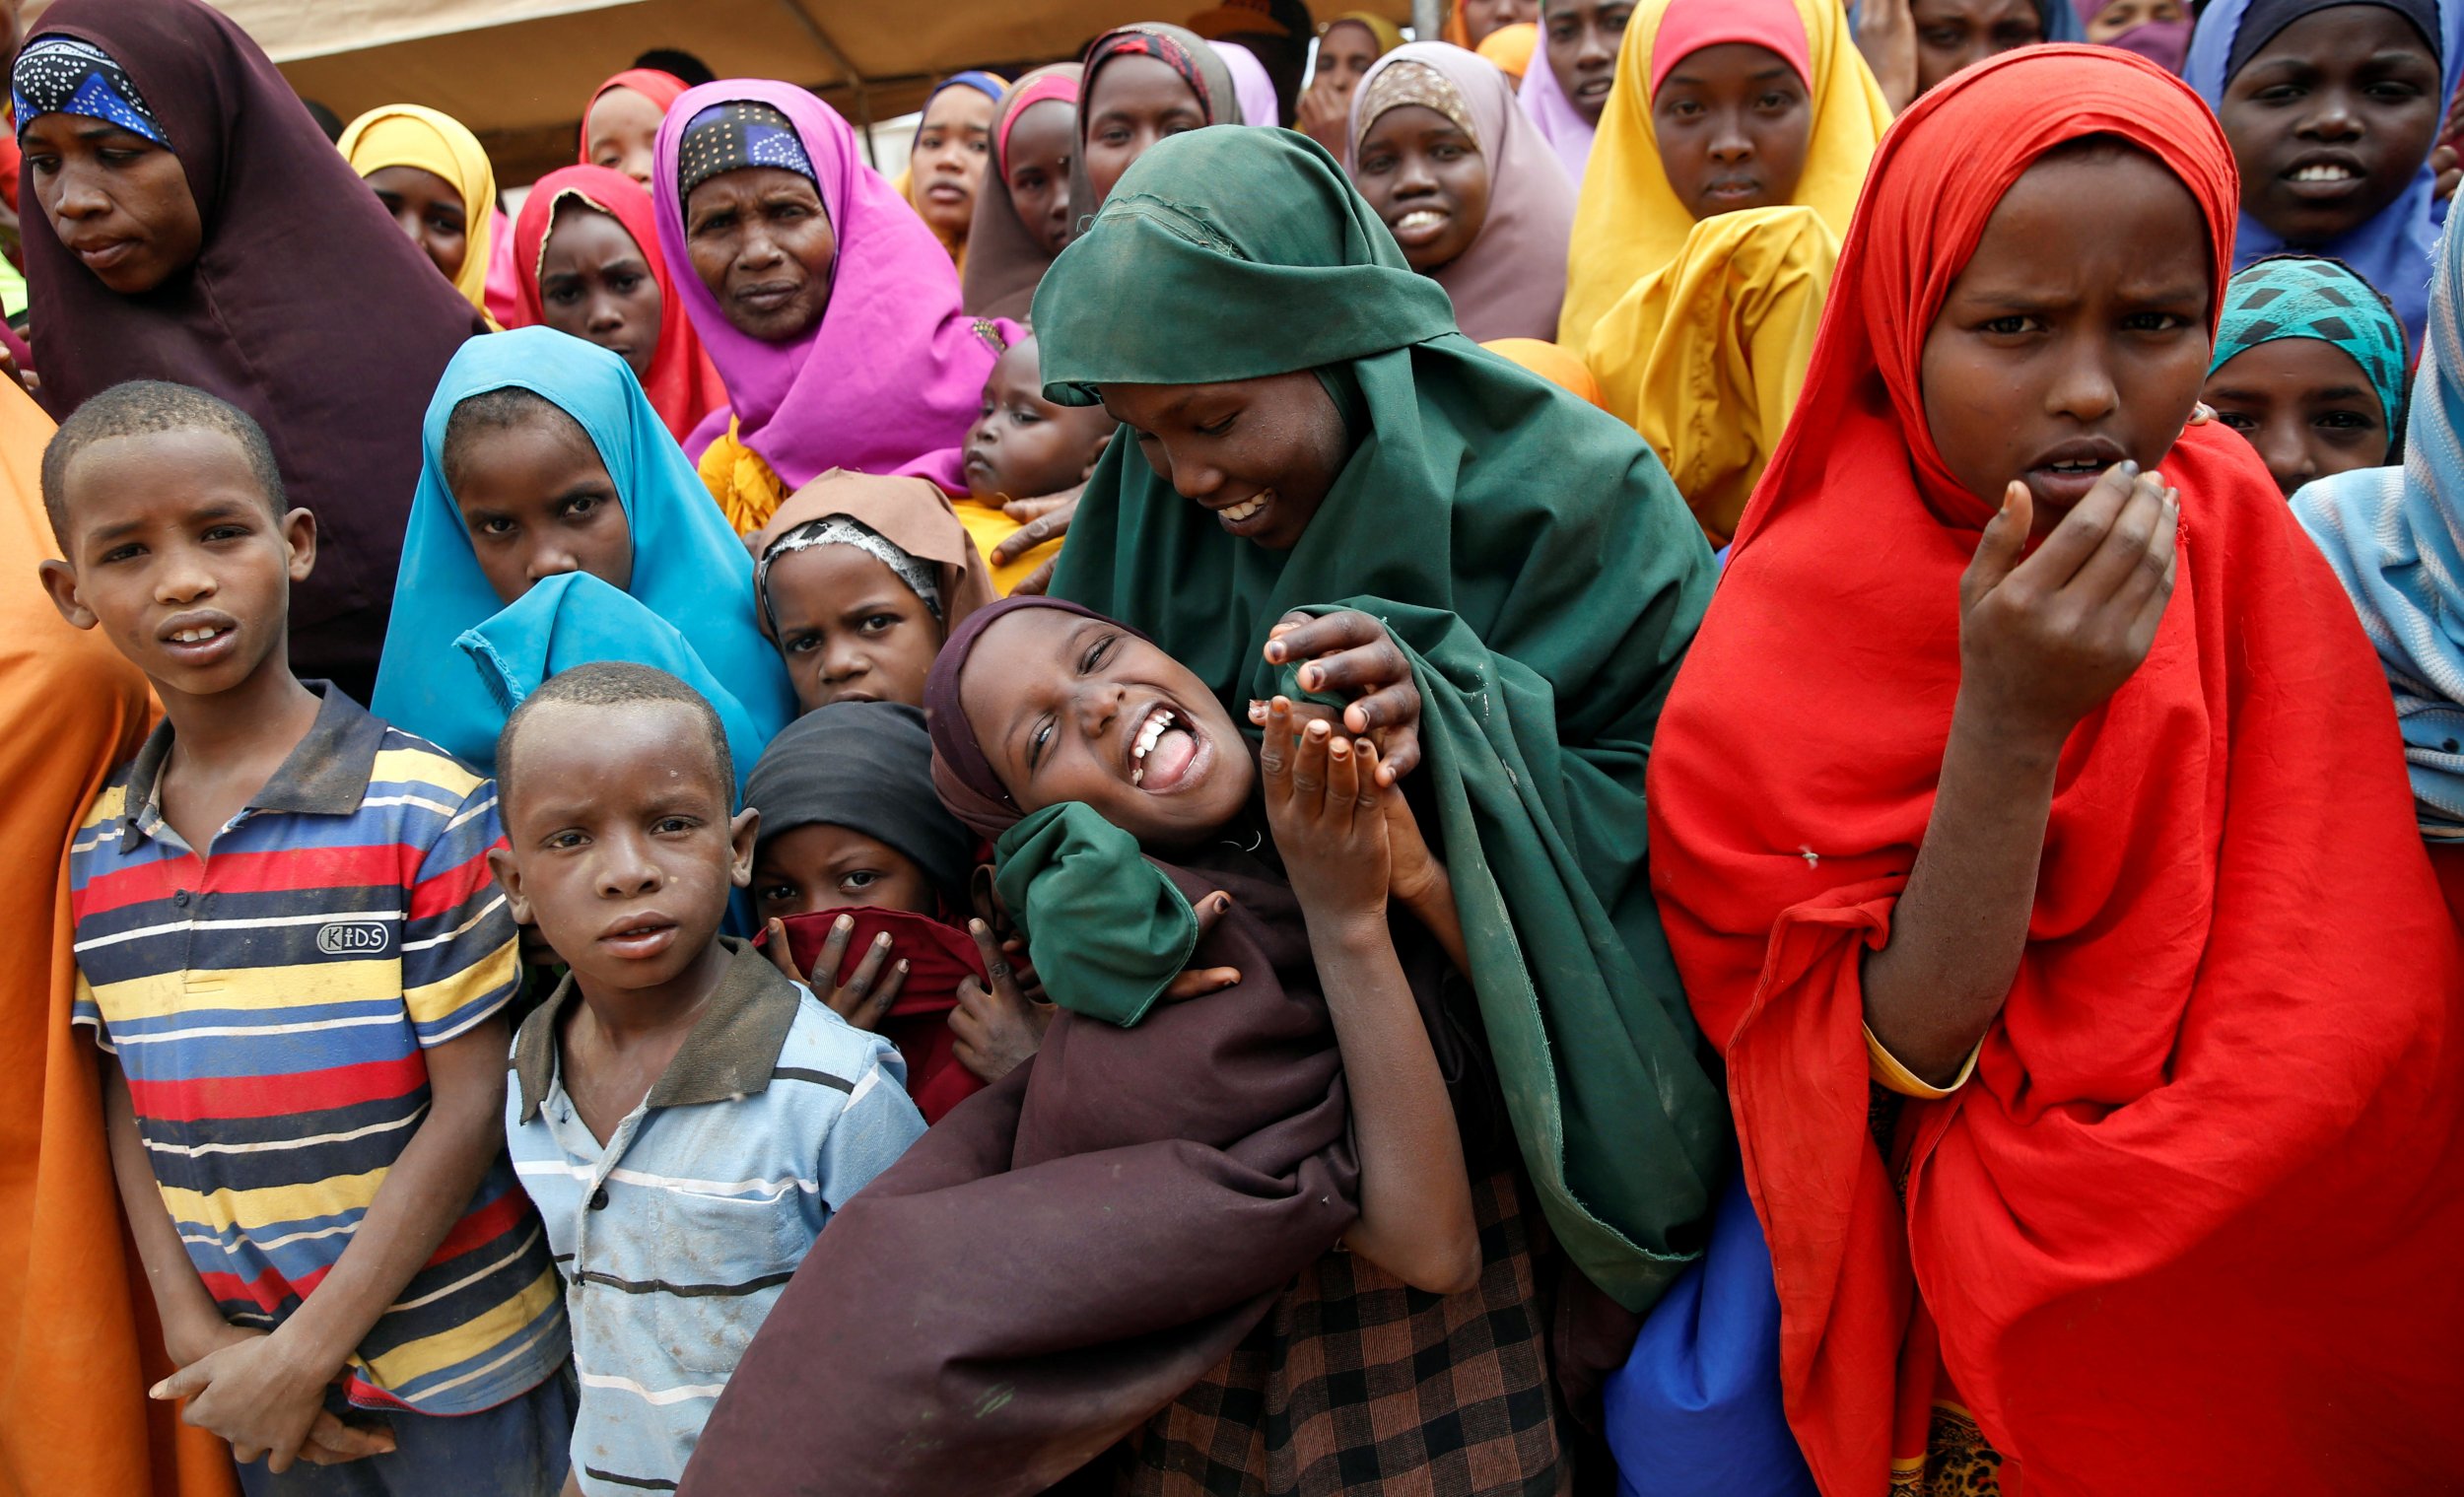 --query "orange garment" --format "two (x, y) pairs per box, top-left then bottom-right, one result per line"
(1475, 20), (1538, 79)
(0, 384), (232, 1497)
(1480, 336), (1608, 408)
